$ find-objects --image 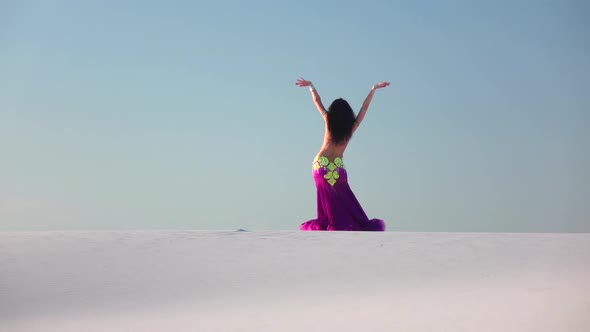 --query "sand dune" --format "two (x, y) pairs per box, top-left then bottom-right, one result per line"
(1, 230), (589, 331)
